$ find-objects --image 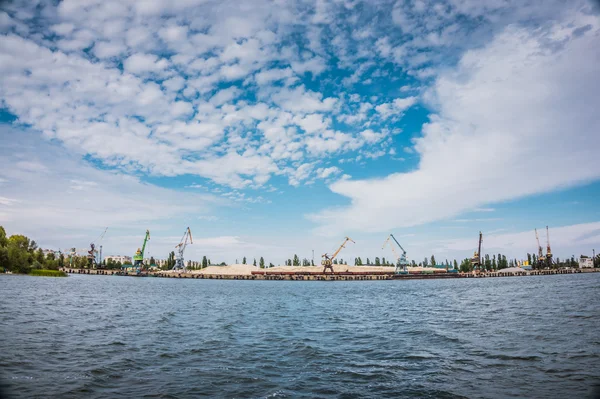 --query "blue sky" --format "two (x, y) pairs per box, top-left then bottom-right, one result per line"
(0, 0), (599, 265)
